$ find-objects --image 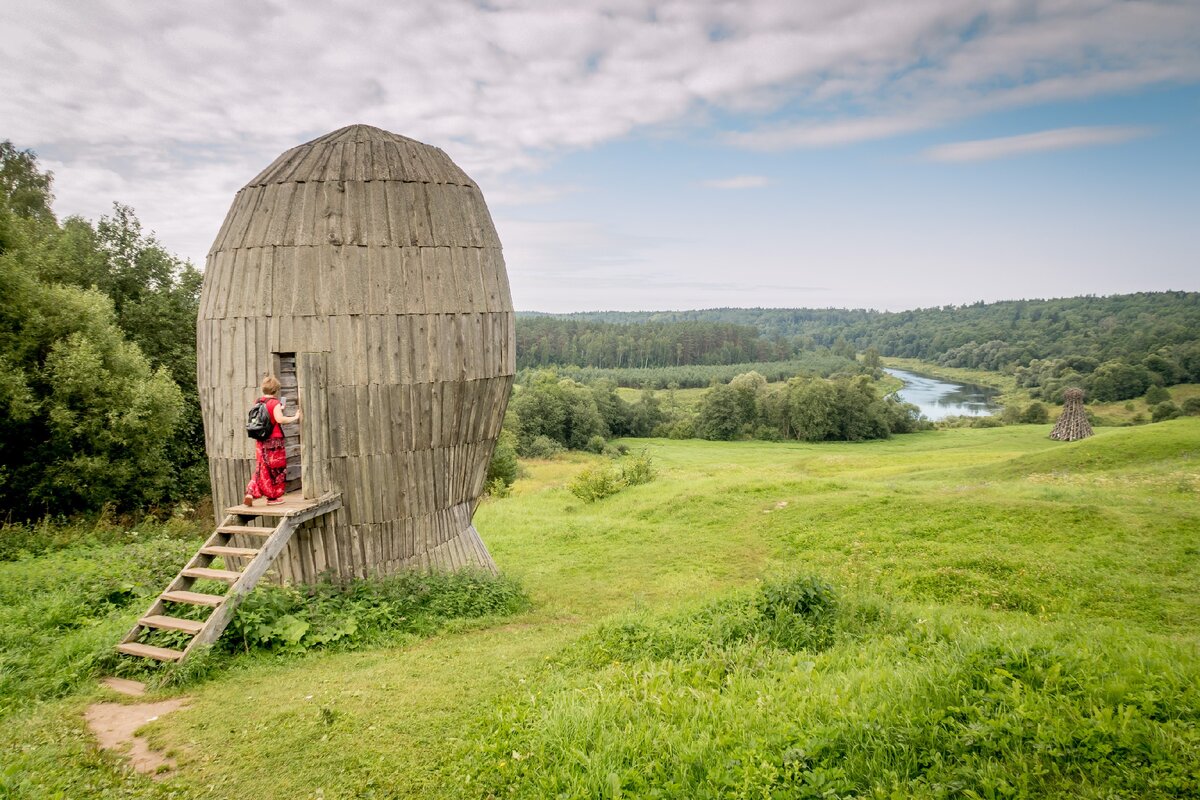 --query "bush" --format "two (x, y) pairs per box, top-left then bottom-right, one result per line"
(1182, 397), (1200, 416)
(584, 434), (607, 454)
(485, 430), (519, 491)
(1019, 401), (1049, 424)
(224, 570), (529, 655)
(567, 465), (627, 503)
(1152, 401), (1181, 422)
(619, 452), (656, 486)
(522, 434), (565, 459)
(1144, 384), (1171, 404)
(567, 453), (657, 503)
